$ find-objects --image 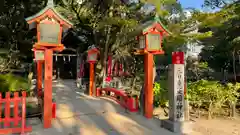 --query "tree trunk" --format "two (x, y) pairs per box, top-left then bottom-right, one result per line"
(231, 102), (236, 117)
(232, 50), (237, 82)
(208, 102), (213, 119)
(101, 26), (111, 87)
(131, 76), (137, 91)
